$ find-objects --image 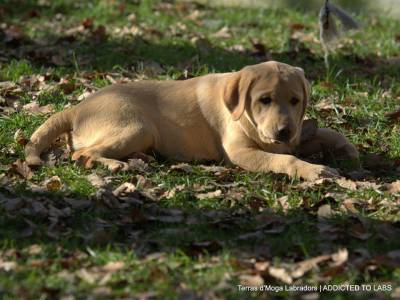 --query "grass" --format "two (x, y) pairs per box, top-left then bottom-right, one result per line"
(0, 0), (399, 299)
